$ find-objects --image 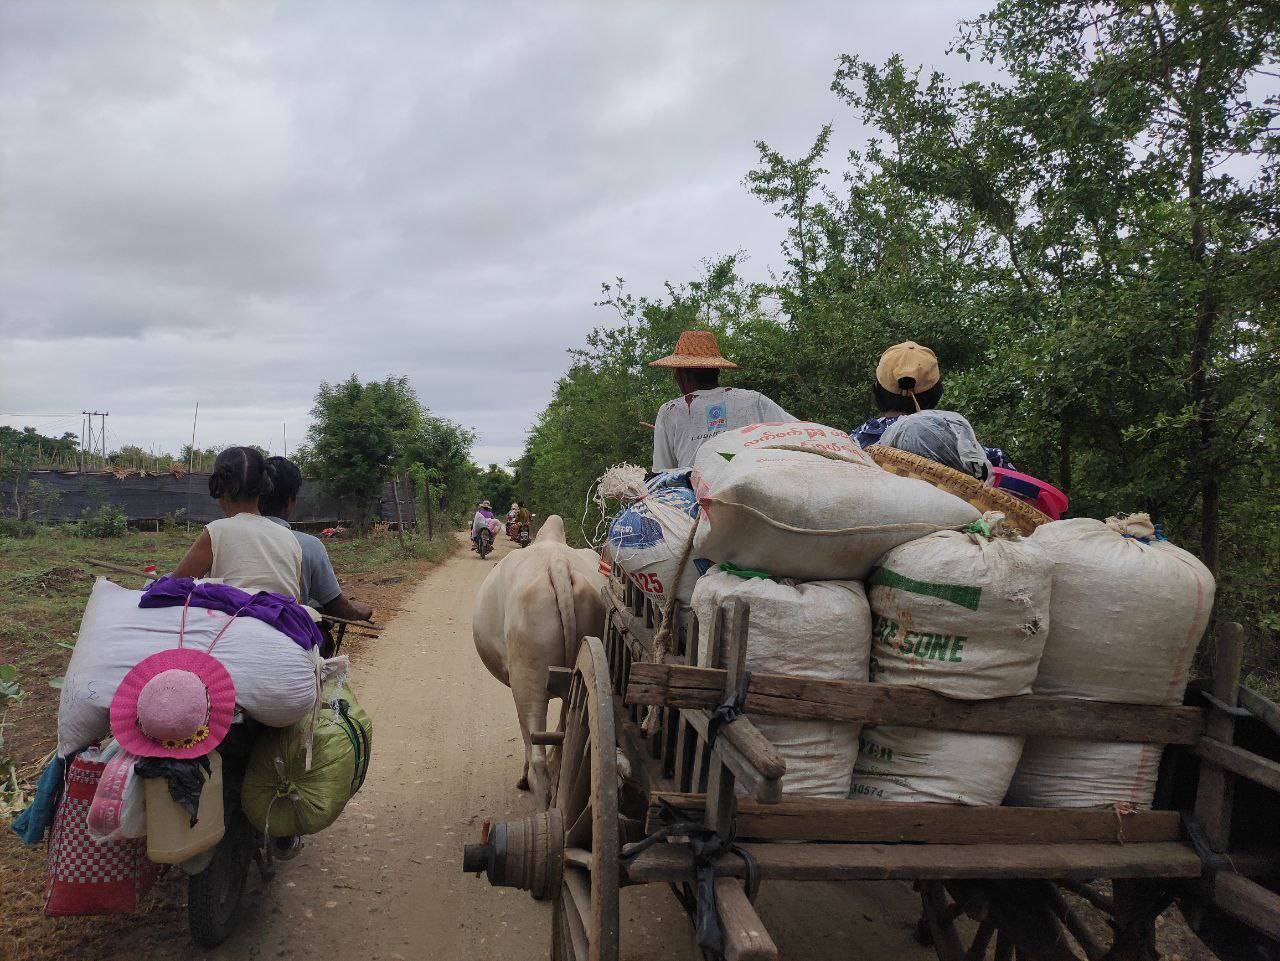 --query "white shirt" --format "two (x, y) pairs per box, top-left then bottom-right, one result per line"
(207, 512), (304, 600)
(652, 387), (795, 470)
